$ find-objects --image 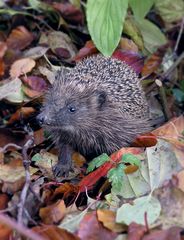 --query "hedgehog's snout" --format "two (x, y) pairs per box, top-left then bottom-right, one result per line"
(37, 113), (52, 126)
